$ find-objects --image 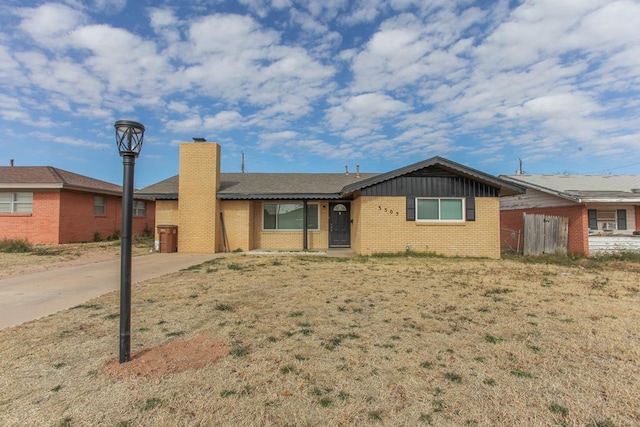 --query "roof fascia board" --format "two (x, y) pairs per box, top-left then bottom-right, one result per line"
(581, 198), (640, 204)
(0, 183), (64, 190)
(218, 193), (342, 200)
